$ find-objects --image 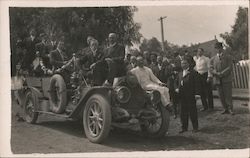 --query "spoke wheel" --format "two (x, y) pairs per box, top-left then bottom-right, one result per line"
(83, 94), (111, 143)
(140, 103), (170, 137)
(24, 91), (38, 124)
